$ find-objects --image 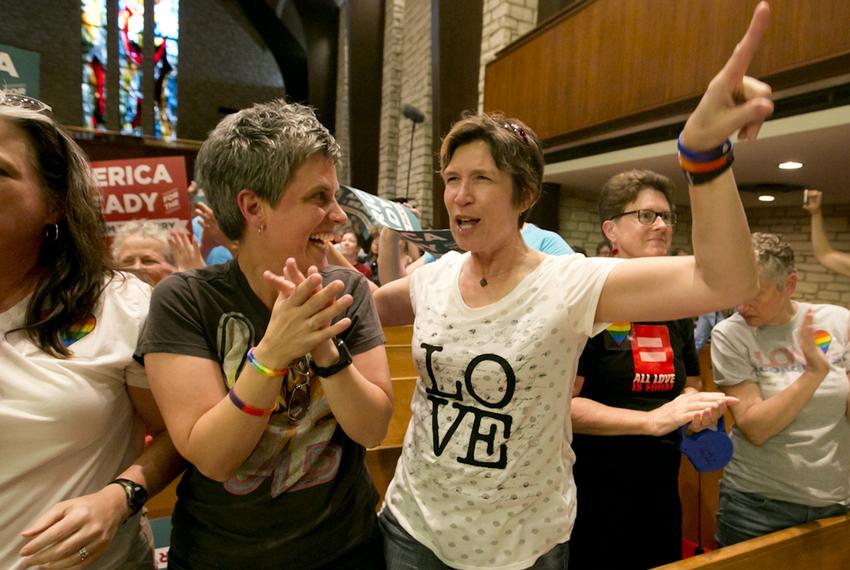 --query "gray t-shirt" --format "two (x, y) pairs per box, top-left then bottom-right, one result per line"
(711, 302), (850, 506)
